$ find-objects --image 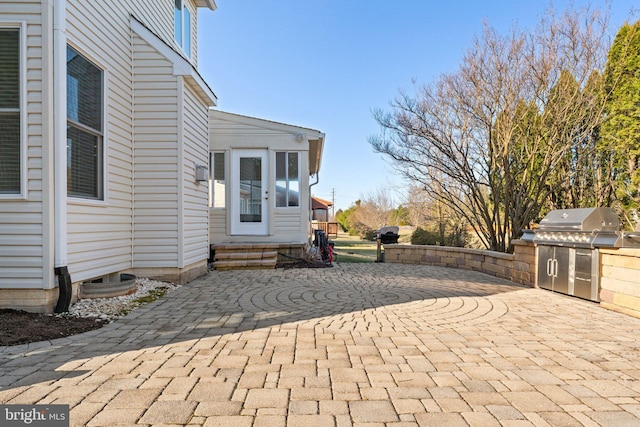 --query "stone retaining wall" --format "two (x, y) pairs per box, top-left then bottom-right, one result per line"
(385, 241), (640, 319)
(383, 240), (535, 287)
(599, 248), (640, 318)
